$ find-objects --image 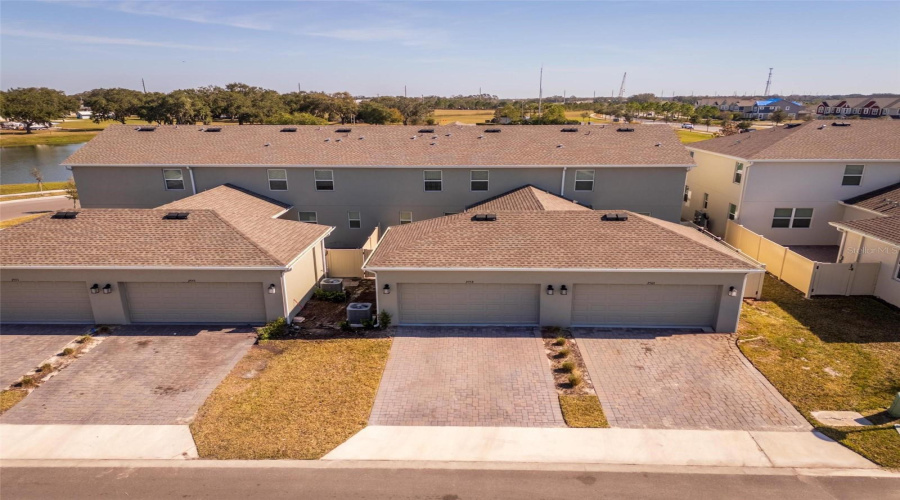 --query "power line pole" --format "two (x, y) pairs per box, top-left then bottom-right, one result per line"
(618, 72), (627, 100)
(538, 65), (544, 116)
(141, 78), (147, 93)
(404, 85), (407, 98)
(764, 68), (773, 96)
